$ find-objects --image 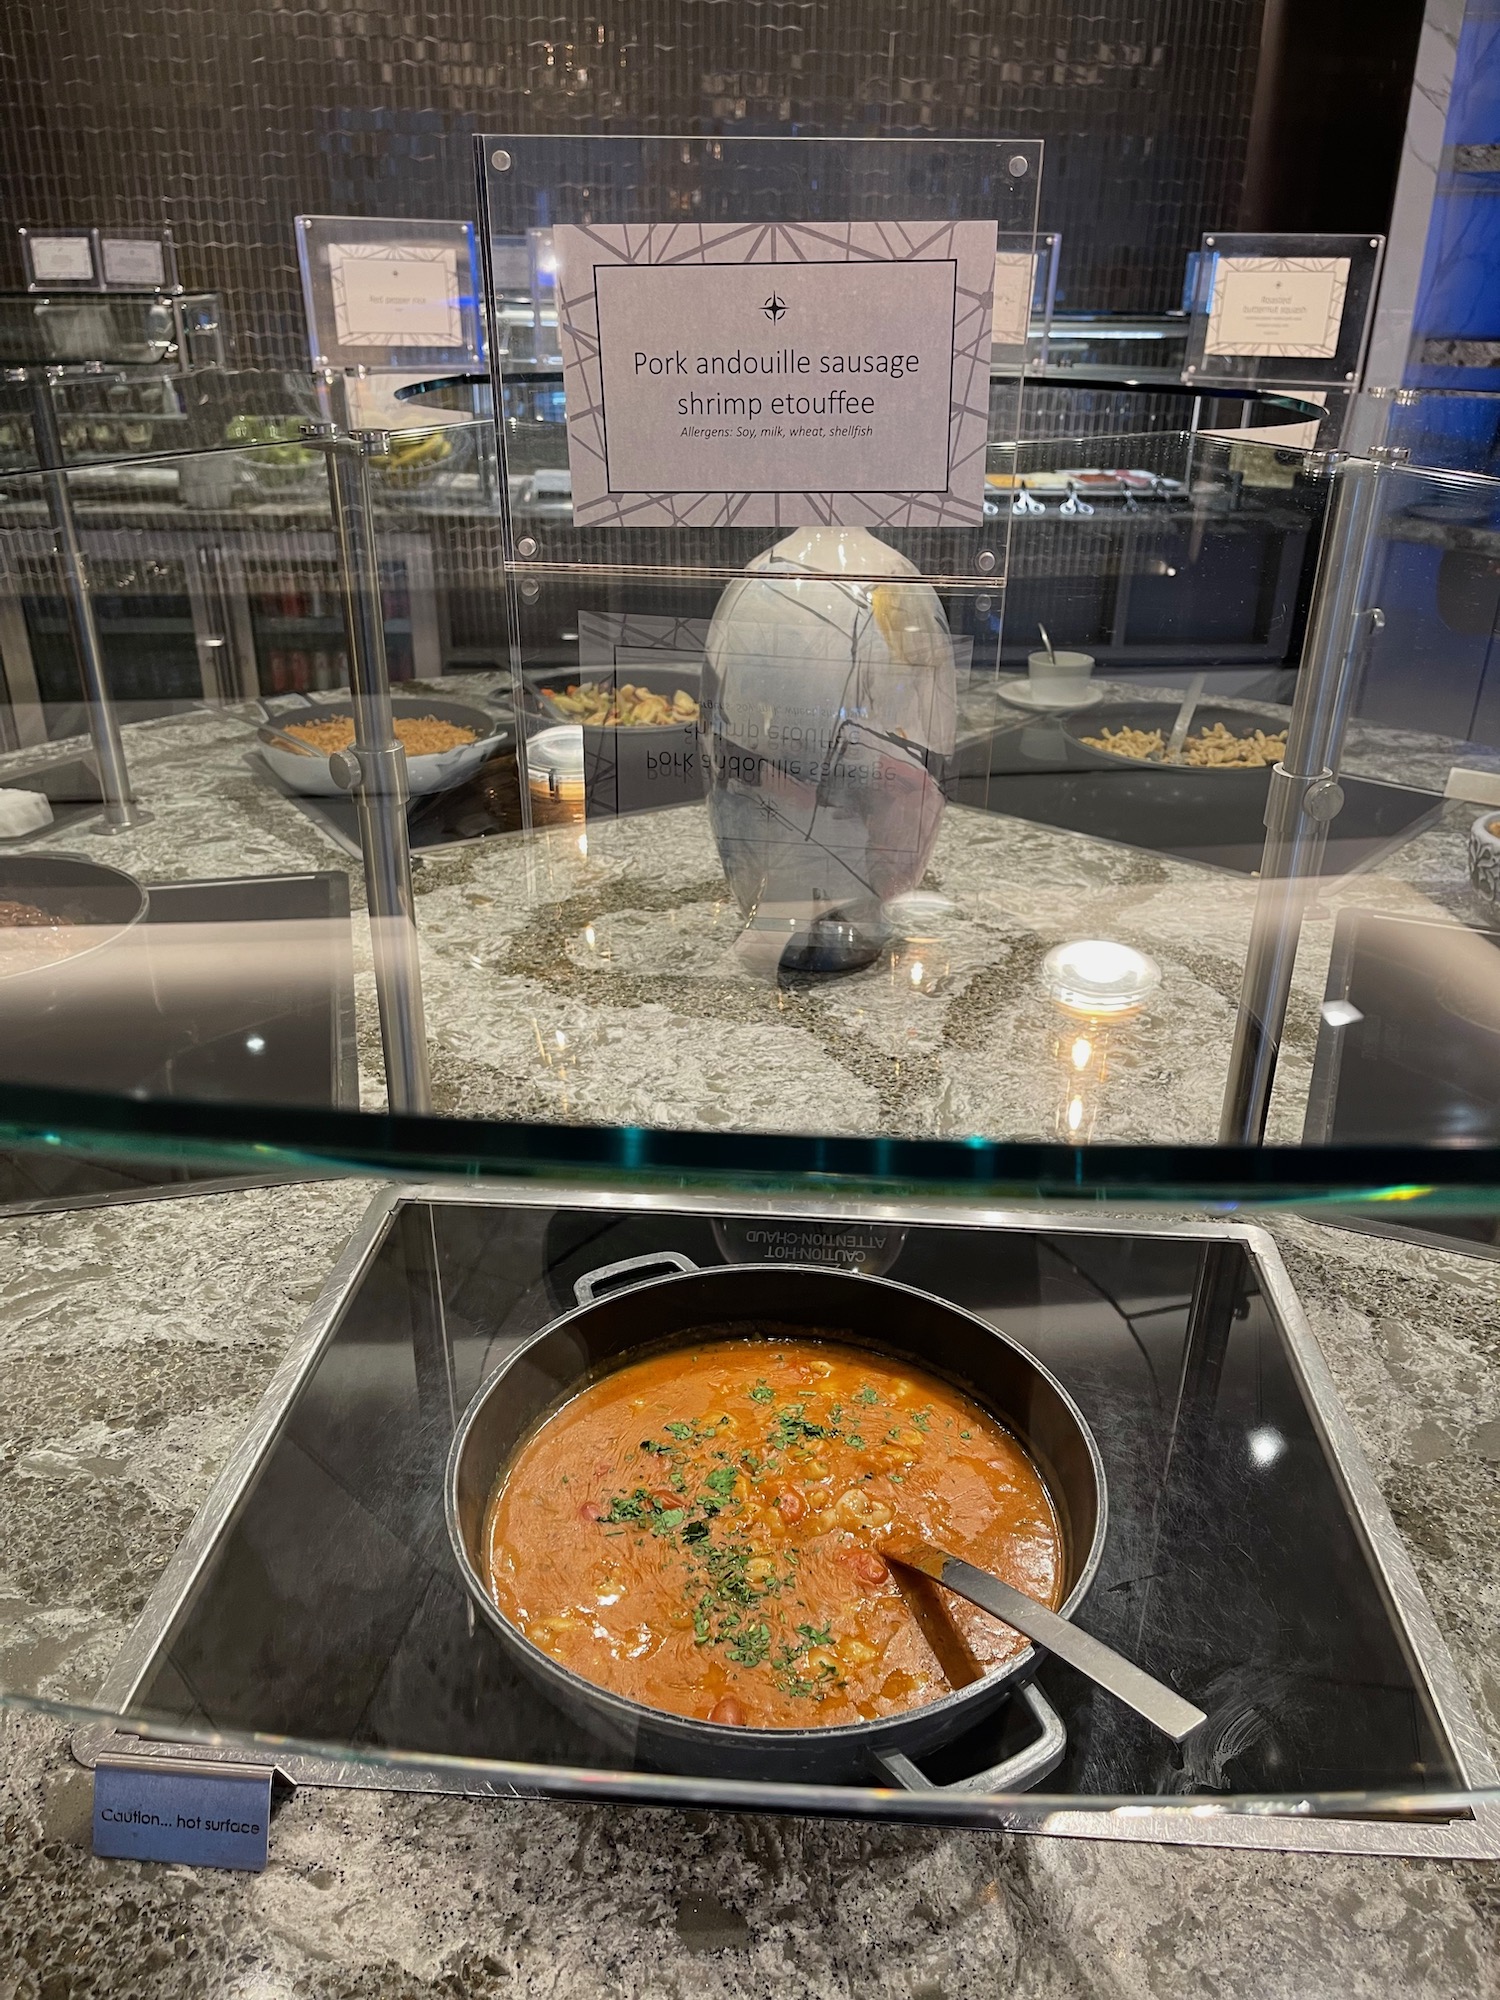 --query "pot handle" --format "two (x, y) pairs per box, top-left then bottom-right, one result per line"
(573, 1251), (698, 1307)
(872, 1682), (1065, 1797)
